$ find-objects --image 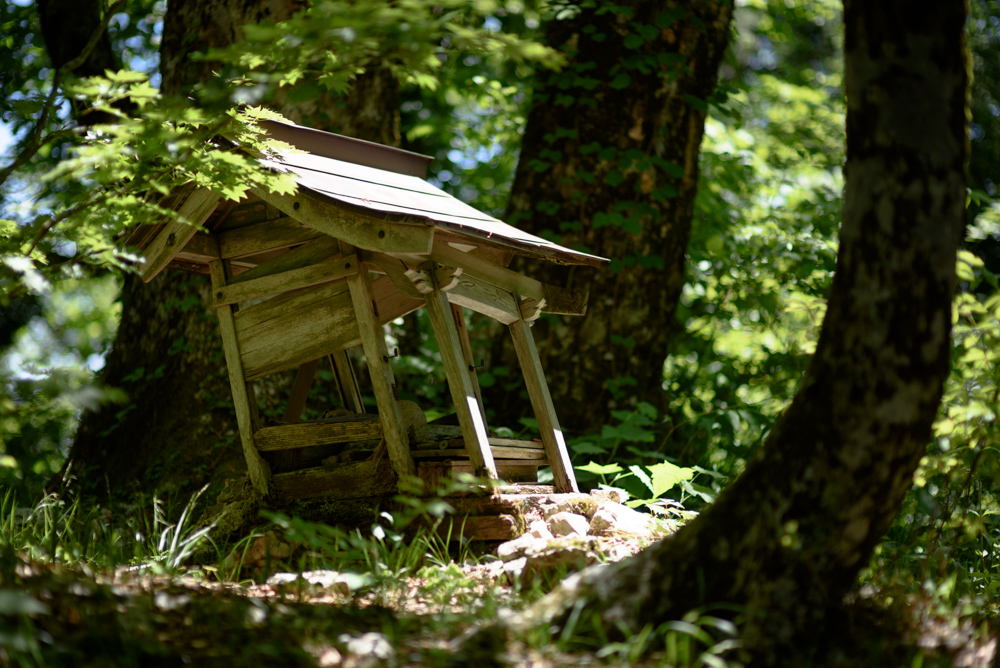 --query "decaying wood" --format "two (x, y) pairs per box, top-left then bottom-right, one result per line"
(410, 446), (547, 460)
(208, 259), (271, 495)
(213, 254), (358, 306)
(446, 273), (520, 324)
(364, 252), (423, 298)
(227, 236), (341, 285)
(254, 415), (382, 451)
(435, 514), (519, 541)
(418, 460), (539, 489)
(141, 188), (221, 282)
(216, 216), (321, 259)
(271, 458), (397, 500)
(234, 274), (421, 380)
(423, 266), (497, 482)
(404, 265), (463, 294)
(175, 232), (220, 264)
(282, 359), (320, 422)
(251, 185), (435, 255)
(509, 318), (578, 493)
(430, 241), (588, 316)
(347, 258), (416, 479)
(413, 436), (543, 451)
(330, 349), (365, 414)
